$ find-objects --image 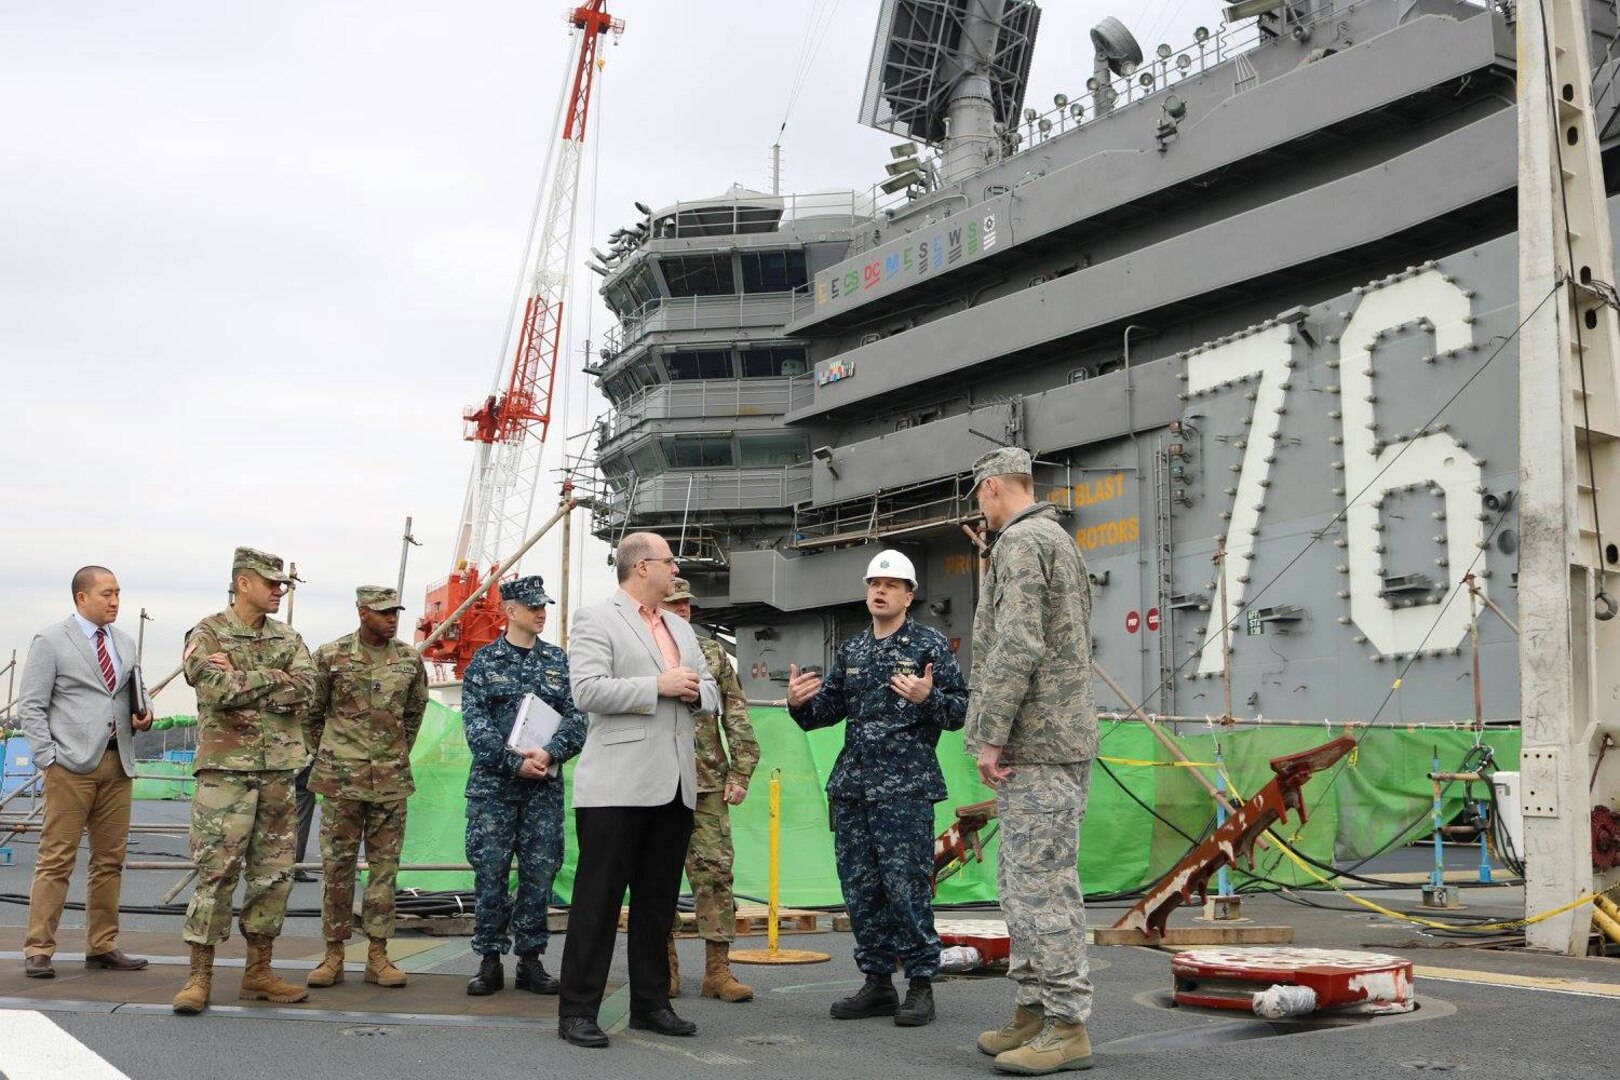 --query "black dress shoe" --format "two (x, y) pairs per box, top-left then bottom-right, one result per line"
(514, 954), (560, 994)
(85, 949), (149, 971)
(292, 869), (317, 883)
(628, 1006), (697, 1036)
(558, 1016), (610, 1048)
(466, 954), (504, 996)
(24, 955), (54, 979)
